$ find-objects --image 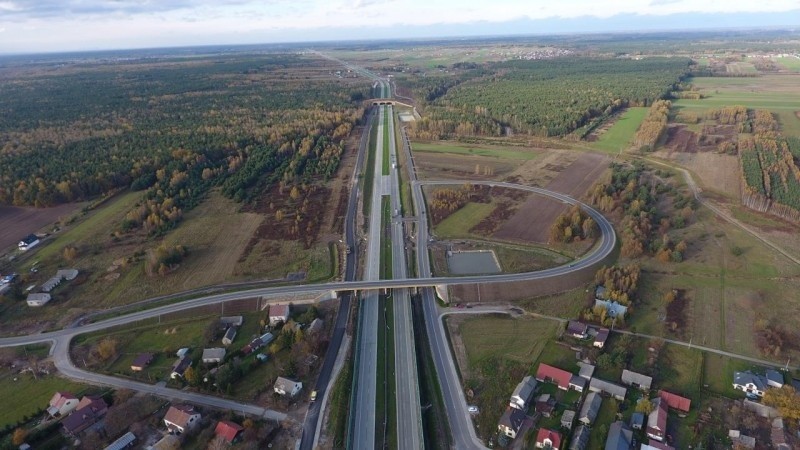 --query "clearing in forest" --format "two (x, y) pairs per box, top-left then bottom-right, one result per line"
(589, 107), (648, 153)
